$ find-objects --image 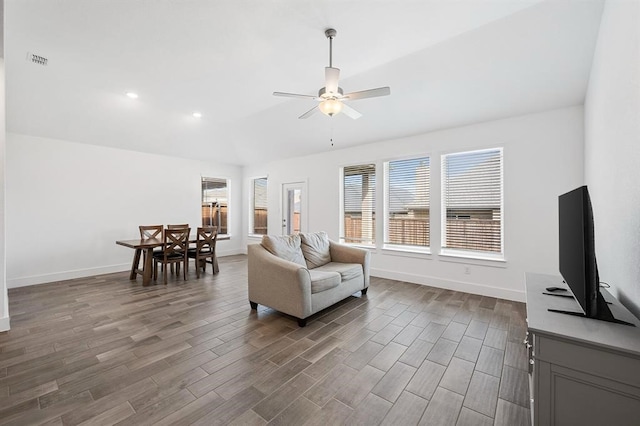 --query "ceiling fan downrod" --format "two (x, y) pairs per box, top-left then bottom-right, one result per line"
(325, 28), (336, 68)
